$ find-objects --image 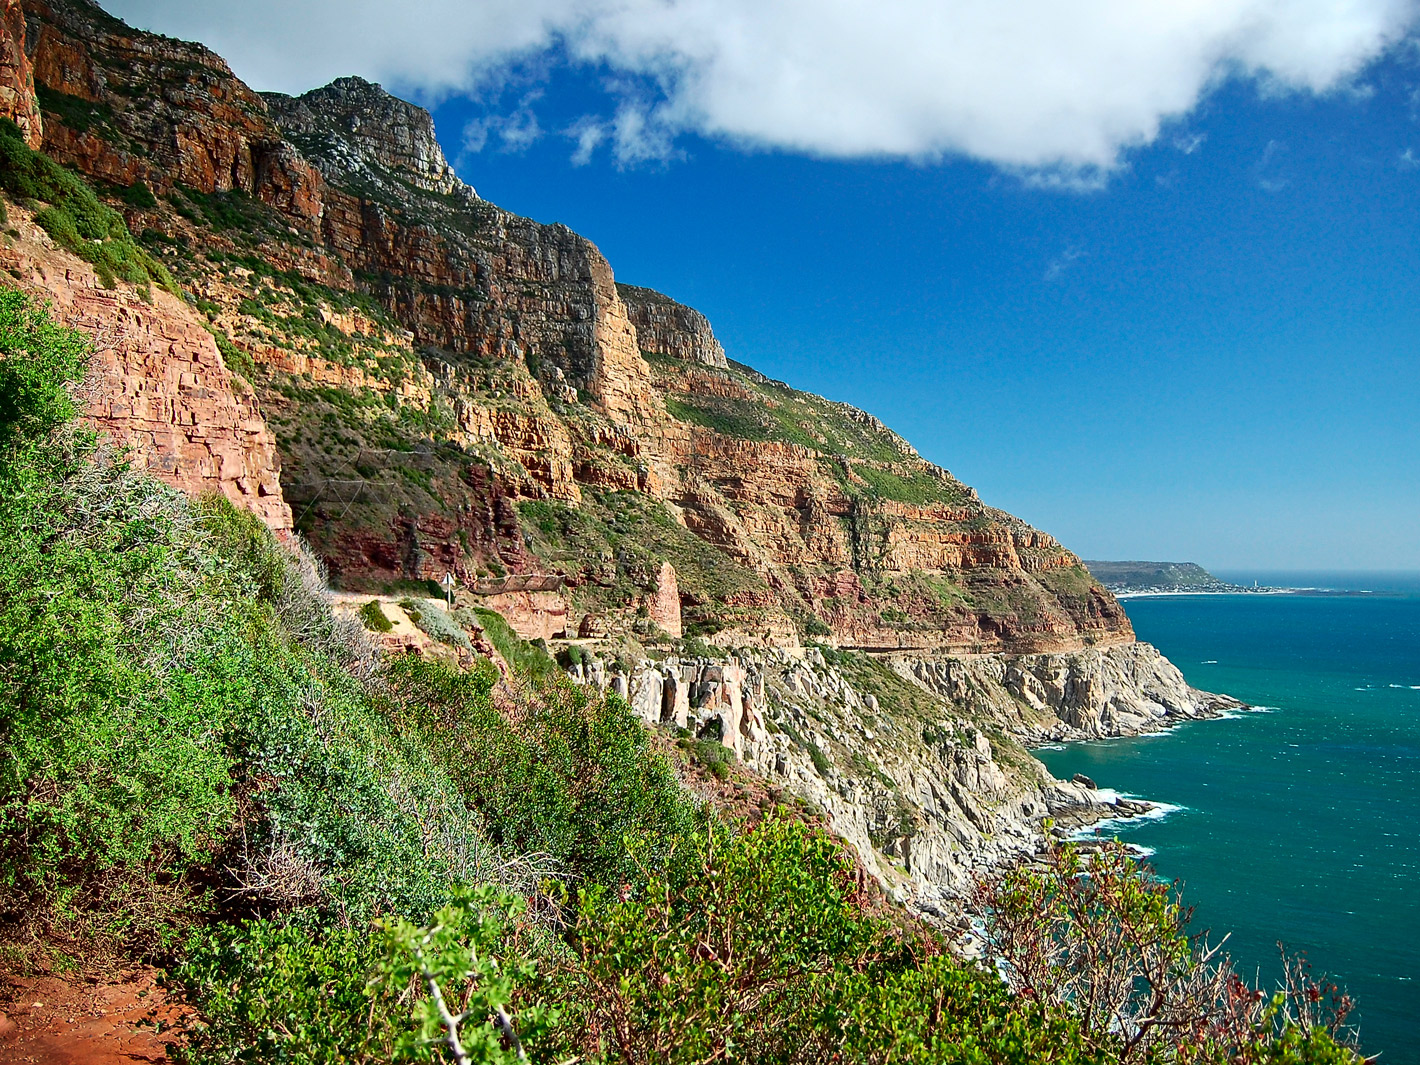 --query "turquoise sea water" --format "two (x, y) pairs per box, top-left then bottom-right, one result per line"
(1035, 574), (1420, 1062)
